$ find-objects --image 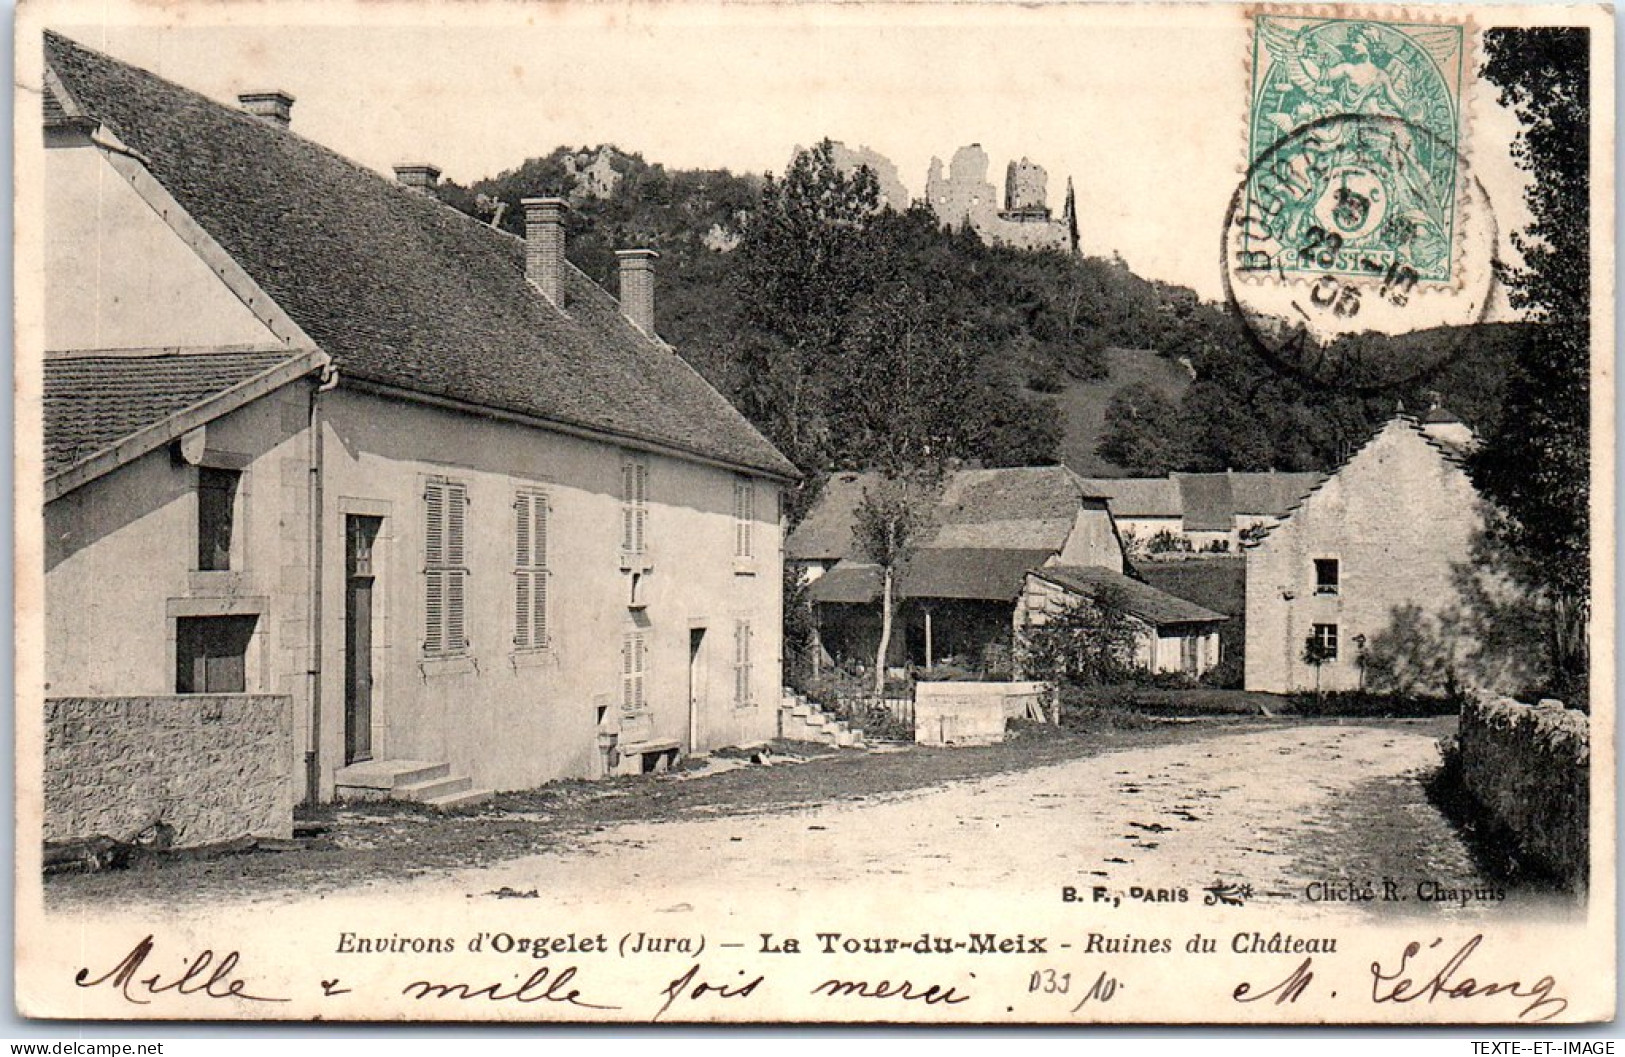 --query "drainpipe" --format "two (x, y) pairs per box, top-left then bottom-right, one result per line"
(304, 363), (339, 807)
